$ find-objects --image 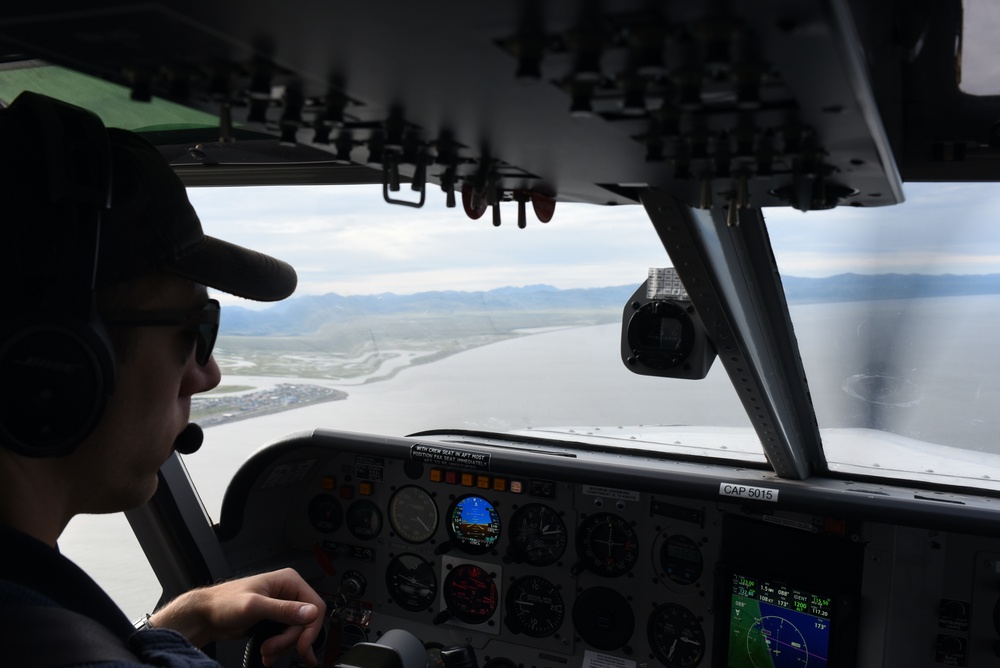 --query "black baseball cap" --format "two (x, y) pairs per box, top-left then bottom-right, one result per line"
(2, 91), (297, 303)
(99, 127), (297, 301)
